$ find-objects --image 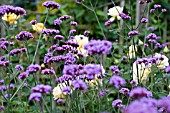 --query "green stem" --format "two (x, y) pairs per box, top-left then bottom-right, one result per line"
(32, 8), (50, 64)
